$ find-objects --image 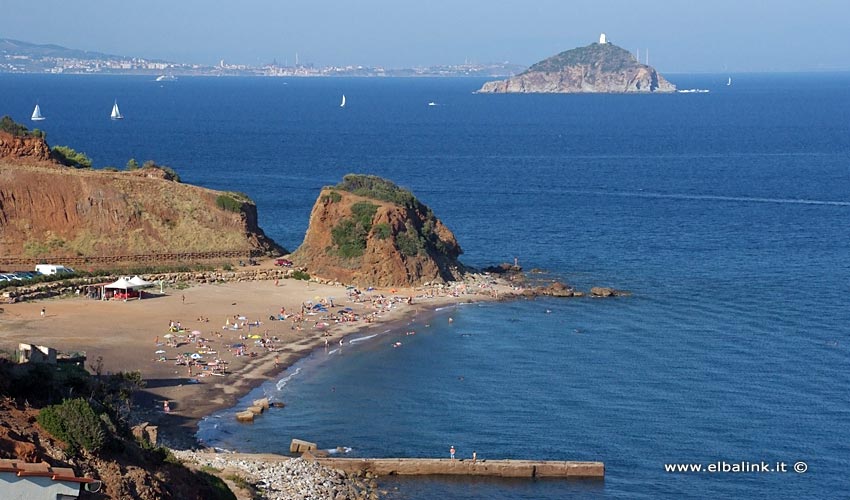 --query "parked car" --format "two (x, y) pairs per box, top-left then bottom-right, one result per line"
(35, 264), (75, 275)
(274, 258), (293, 267)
